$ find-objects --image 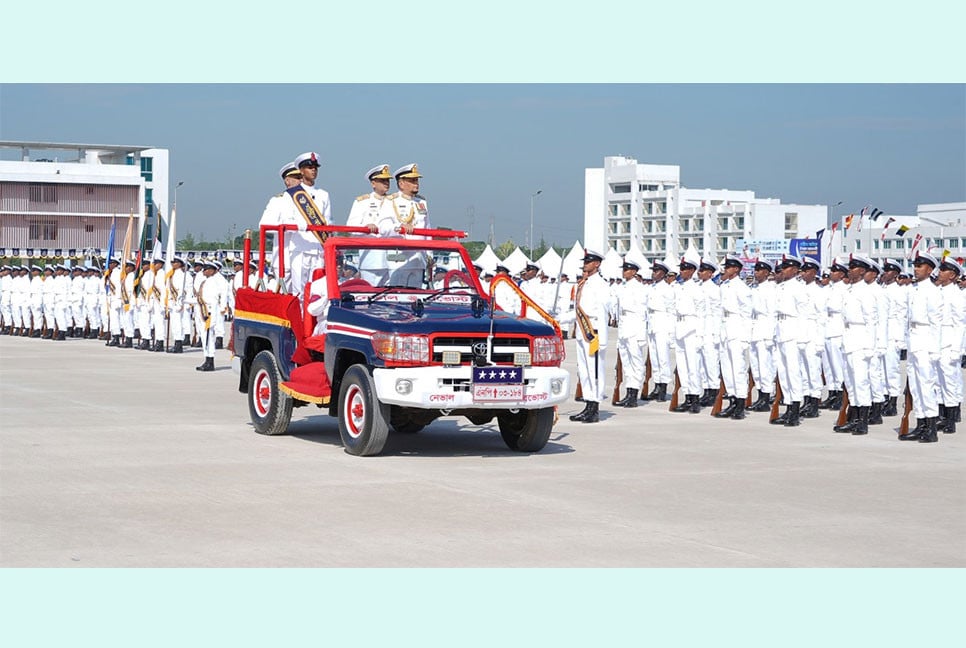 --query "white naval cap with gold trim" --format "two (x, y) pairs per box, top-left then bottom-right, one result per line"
(366, 164), (392, 181)
(394, 163), (422, 179)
